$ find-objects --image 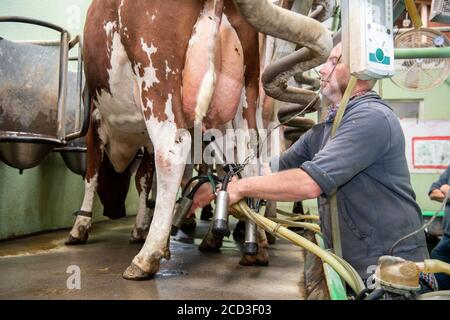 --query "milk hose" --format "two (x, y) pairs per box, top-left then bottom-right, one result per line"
(232, 200), (366, 294)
